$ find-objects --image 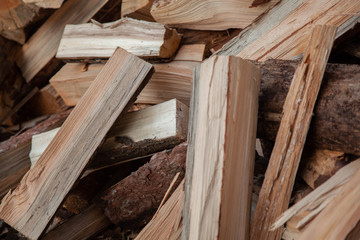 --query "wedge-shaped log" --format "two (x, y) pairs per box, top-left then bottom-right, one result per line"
(0, 48), (153, 240)
(16, 0), (108, 82)
(151, 0), (277, 30)
(121, 0), (155, 21)
(23, 0), (64, 8)
(182, 56), (260, 240)
(250, 25), (337, 240)
(56, 18), (181, 60)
